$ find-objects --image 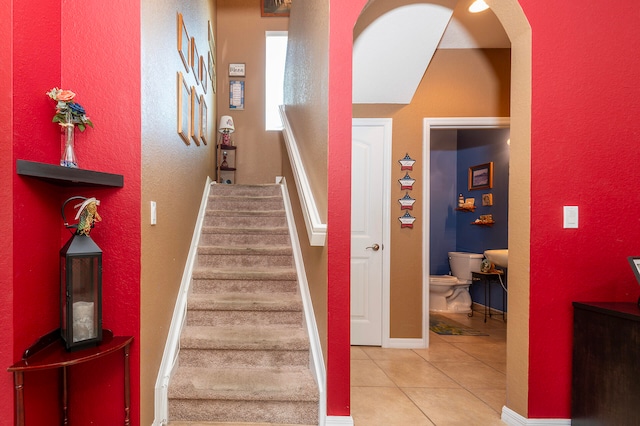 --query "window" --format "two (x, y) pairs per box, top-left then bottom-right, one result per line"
(265, 31), (288, 131)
